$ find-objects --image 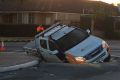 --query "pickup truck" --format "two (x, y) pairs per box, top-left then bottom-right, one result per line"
(24, 23), (110, 64)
